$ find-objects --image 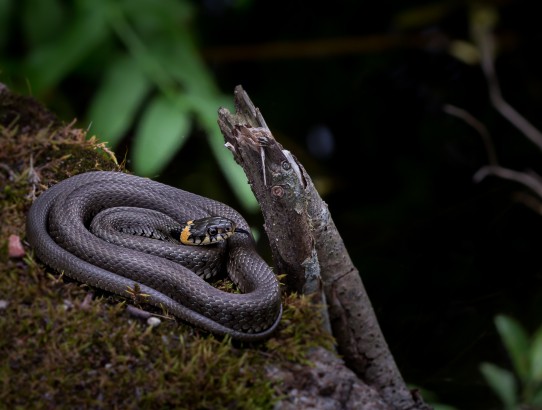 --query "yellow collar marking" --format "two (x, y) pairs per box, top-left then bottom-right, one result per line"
(180, 220), (194, 245)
